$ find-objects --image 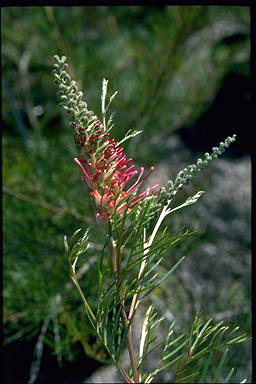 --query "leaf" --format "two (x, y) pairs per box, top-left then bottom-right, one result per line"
(166, 191), (205, 215)
(163, 335), (189, 360)
(117, 129), (143, 147)
(138, 305), (167, 371)
(190, 318), (213, 354)
(175, 315), (250, 383)
(106, 112), (115, 130)
(101, 78), (108, 115)
(65, 228), (96, 329)
(139, 256), (186, 300)
(198, 351), (214, 383)
(139, 304), (154, 366)
(64, 235), (69, 255)
(176, 370), (199, 383)
(106, 91), (118, 112)
(224, 367), (235, 383)
(124, 226), (192, 281)
(156, 352), (185, 375)
(213, 347), (229, 382)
